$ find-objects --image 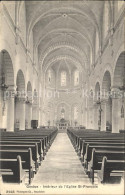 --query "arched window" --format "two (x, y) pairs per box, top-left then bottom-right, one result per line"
(74, 70), (79, 86)
(103, 2), (109, 39)
(74, 106), (78, 120)
(118, 1), (124, 11)
(61, 108), (65, 119)
(48, 70), (51, 84)
(61, 71), (66, 86)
